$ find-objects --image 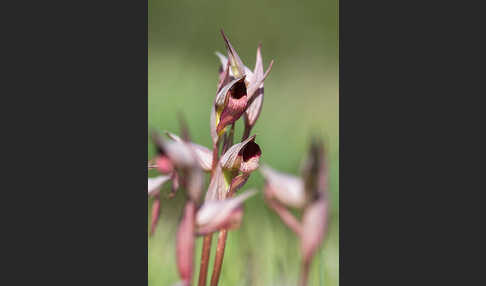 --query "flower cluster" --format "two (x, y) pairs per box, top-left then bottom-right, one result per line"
(148, 30), (273, 286)
(147, 30), (329, 286)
